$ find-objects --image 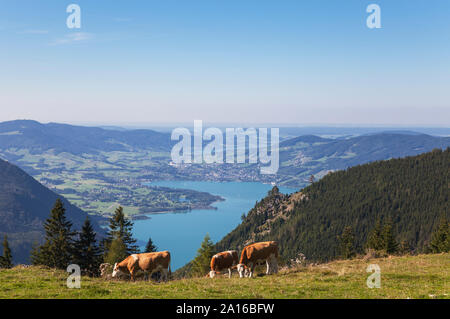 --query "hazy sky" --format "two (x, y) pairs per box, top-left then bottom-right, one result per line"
(1, 0), (449, 125)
